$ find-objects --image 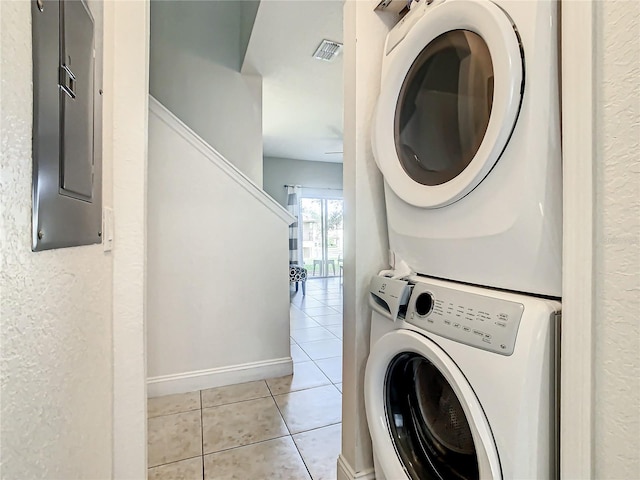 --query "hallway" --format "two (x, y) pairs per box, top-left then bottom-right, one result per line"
(289, 276), (343, 391)
(147, 277), (343, 479)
